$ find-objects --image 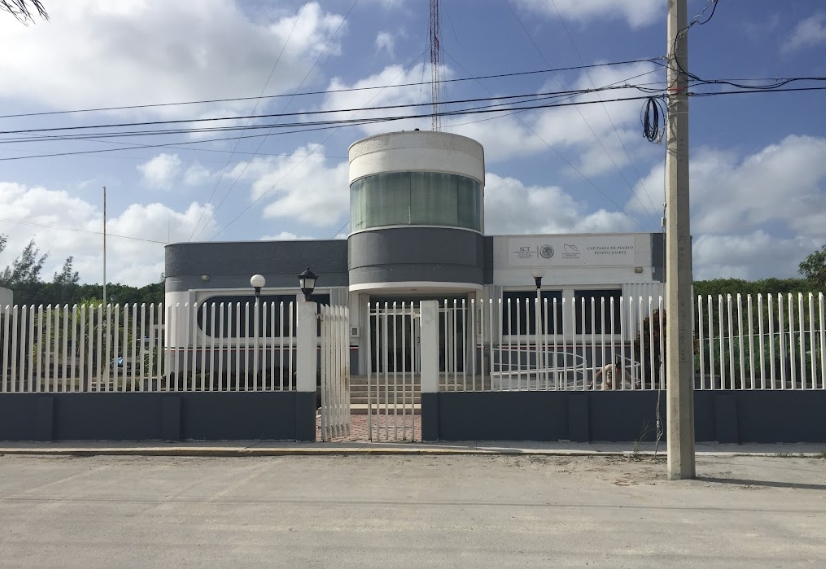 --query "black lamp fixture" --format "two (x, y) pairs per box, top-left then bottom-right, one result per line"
(298, 267), (318, 301)
(530, 269), (546, 290)
(250, 274), (266, 300)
